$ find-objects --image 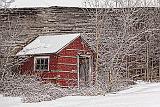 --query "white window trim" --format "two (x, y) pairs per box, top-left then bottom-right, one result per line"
(34, 56), (50, 71)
